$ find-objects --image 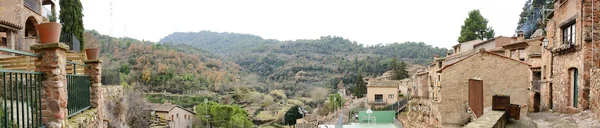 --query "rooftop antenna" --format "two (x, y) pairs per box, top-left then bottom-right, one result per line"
(109, 0), (114, 37)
